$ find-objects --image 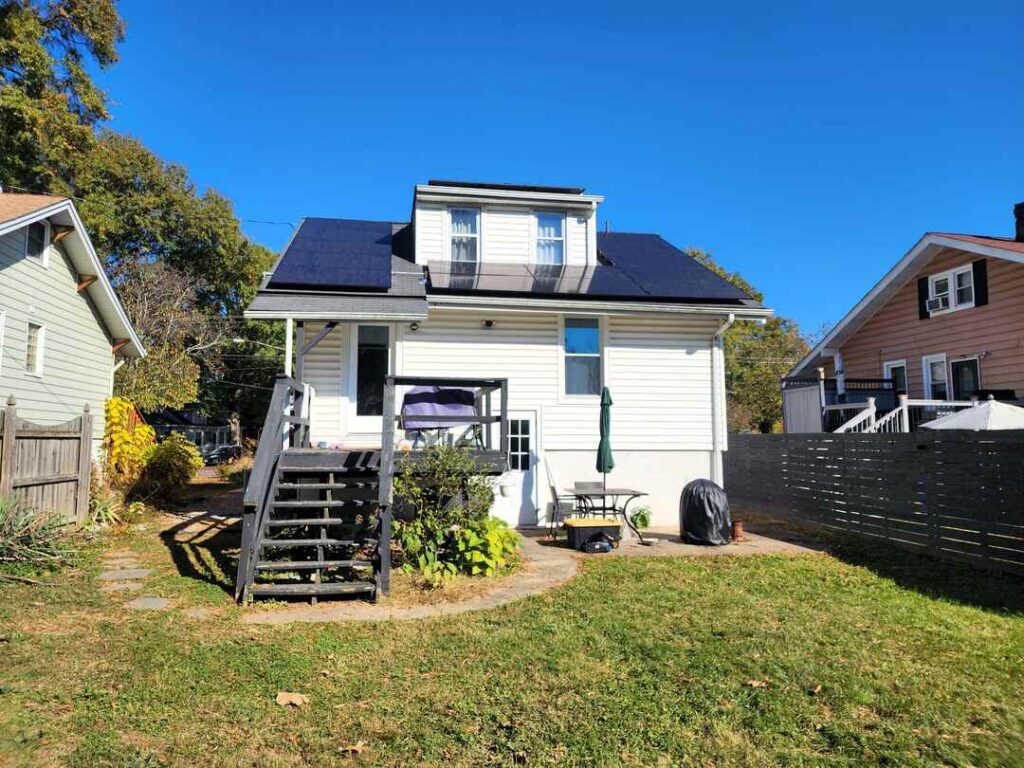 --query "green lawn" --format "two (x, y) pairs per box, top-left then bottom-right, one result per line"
(1, 505), (1022, 767)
